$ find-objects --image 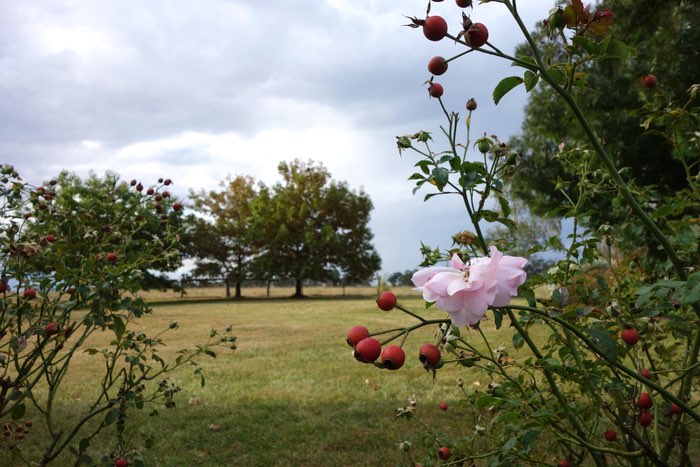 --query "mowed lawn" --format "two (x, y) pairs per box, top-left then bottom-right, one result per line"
(6, 288), (528, 466)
